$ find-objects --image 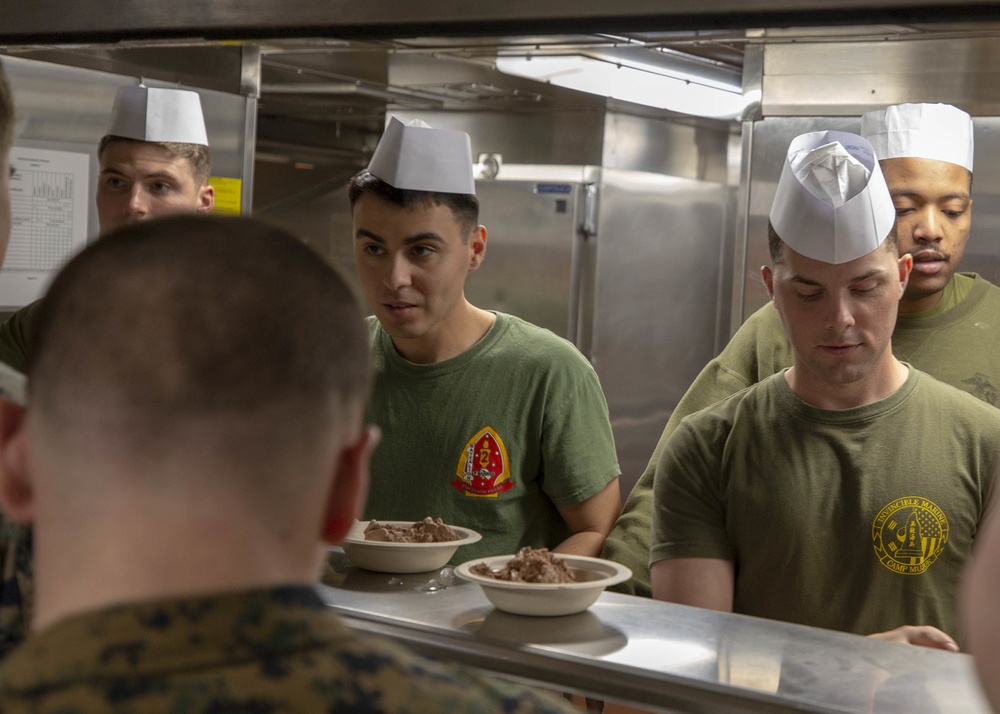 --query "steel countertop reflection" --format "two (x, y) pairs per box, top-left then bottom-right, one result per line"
(320, 549), (991, 714)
